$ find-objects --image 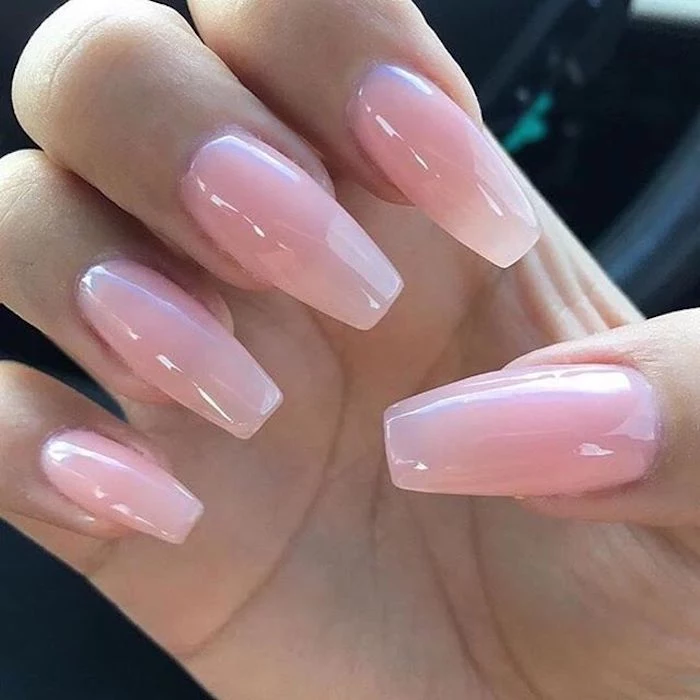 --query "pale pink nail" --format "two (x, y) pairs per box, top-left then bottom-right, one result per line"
(385, 365), (659, 497)
(181, 133), (403, 330)
(78, 261), (282, 439)
(350, 65), (541, 268)
(42, 431), (203, 544)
